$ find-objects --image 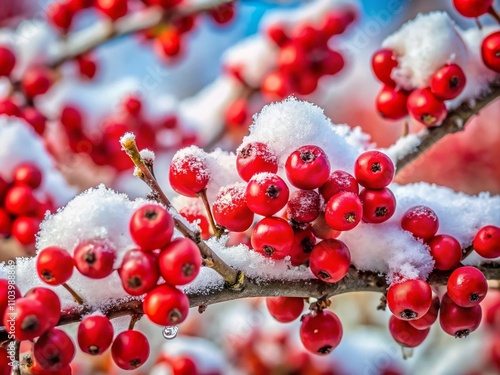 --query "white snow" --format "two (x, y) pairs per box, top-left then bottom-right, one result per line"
(383, 131), (425, 163)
